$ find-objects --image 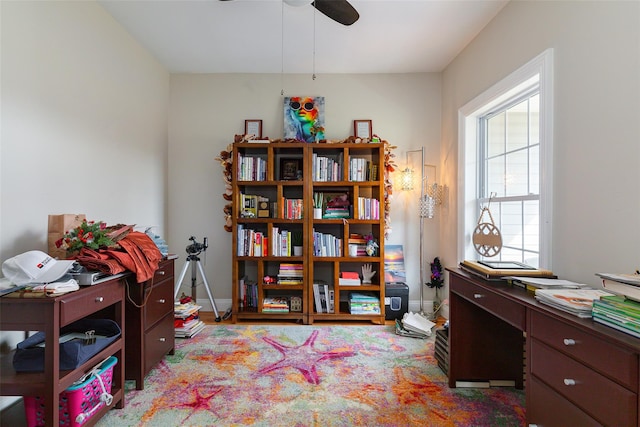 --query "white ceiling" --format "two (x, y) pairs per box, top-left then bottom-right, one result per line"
(98, 0), (508, 74)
